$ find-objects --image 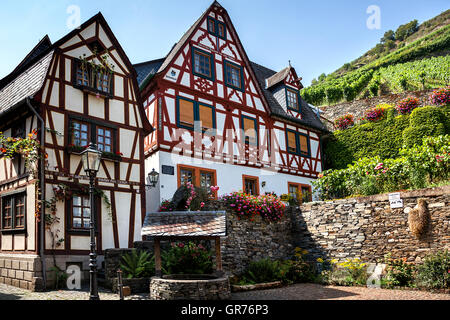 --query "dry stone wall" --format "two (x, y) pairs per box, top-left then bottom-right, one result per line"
(296, 186), (450, 263)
